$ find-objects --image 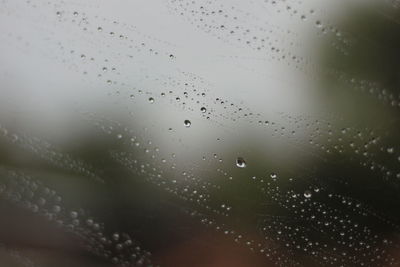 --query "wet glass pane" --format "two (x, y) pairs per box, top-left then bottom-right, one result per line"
(0, 0), (400, 266)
